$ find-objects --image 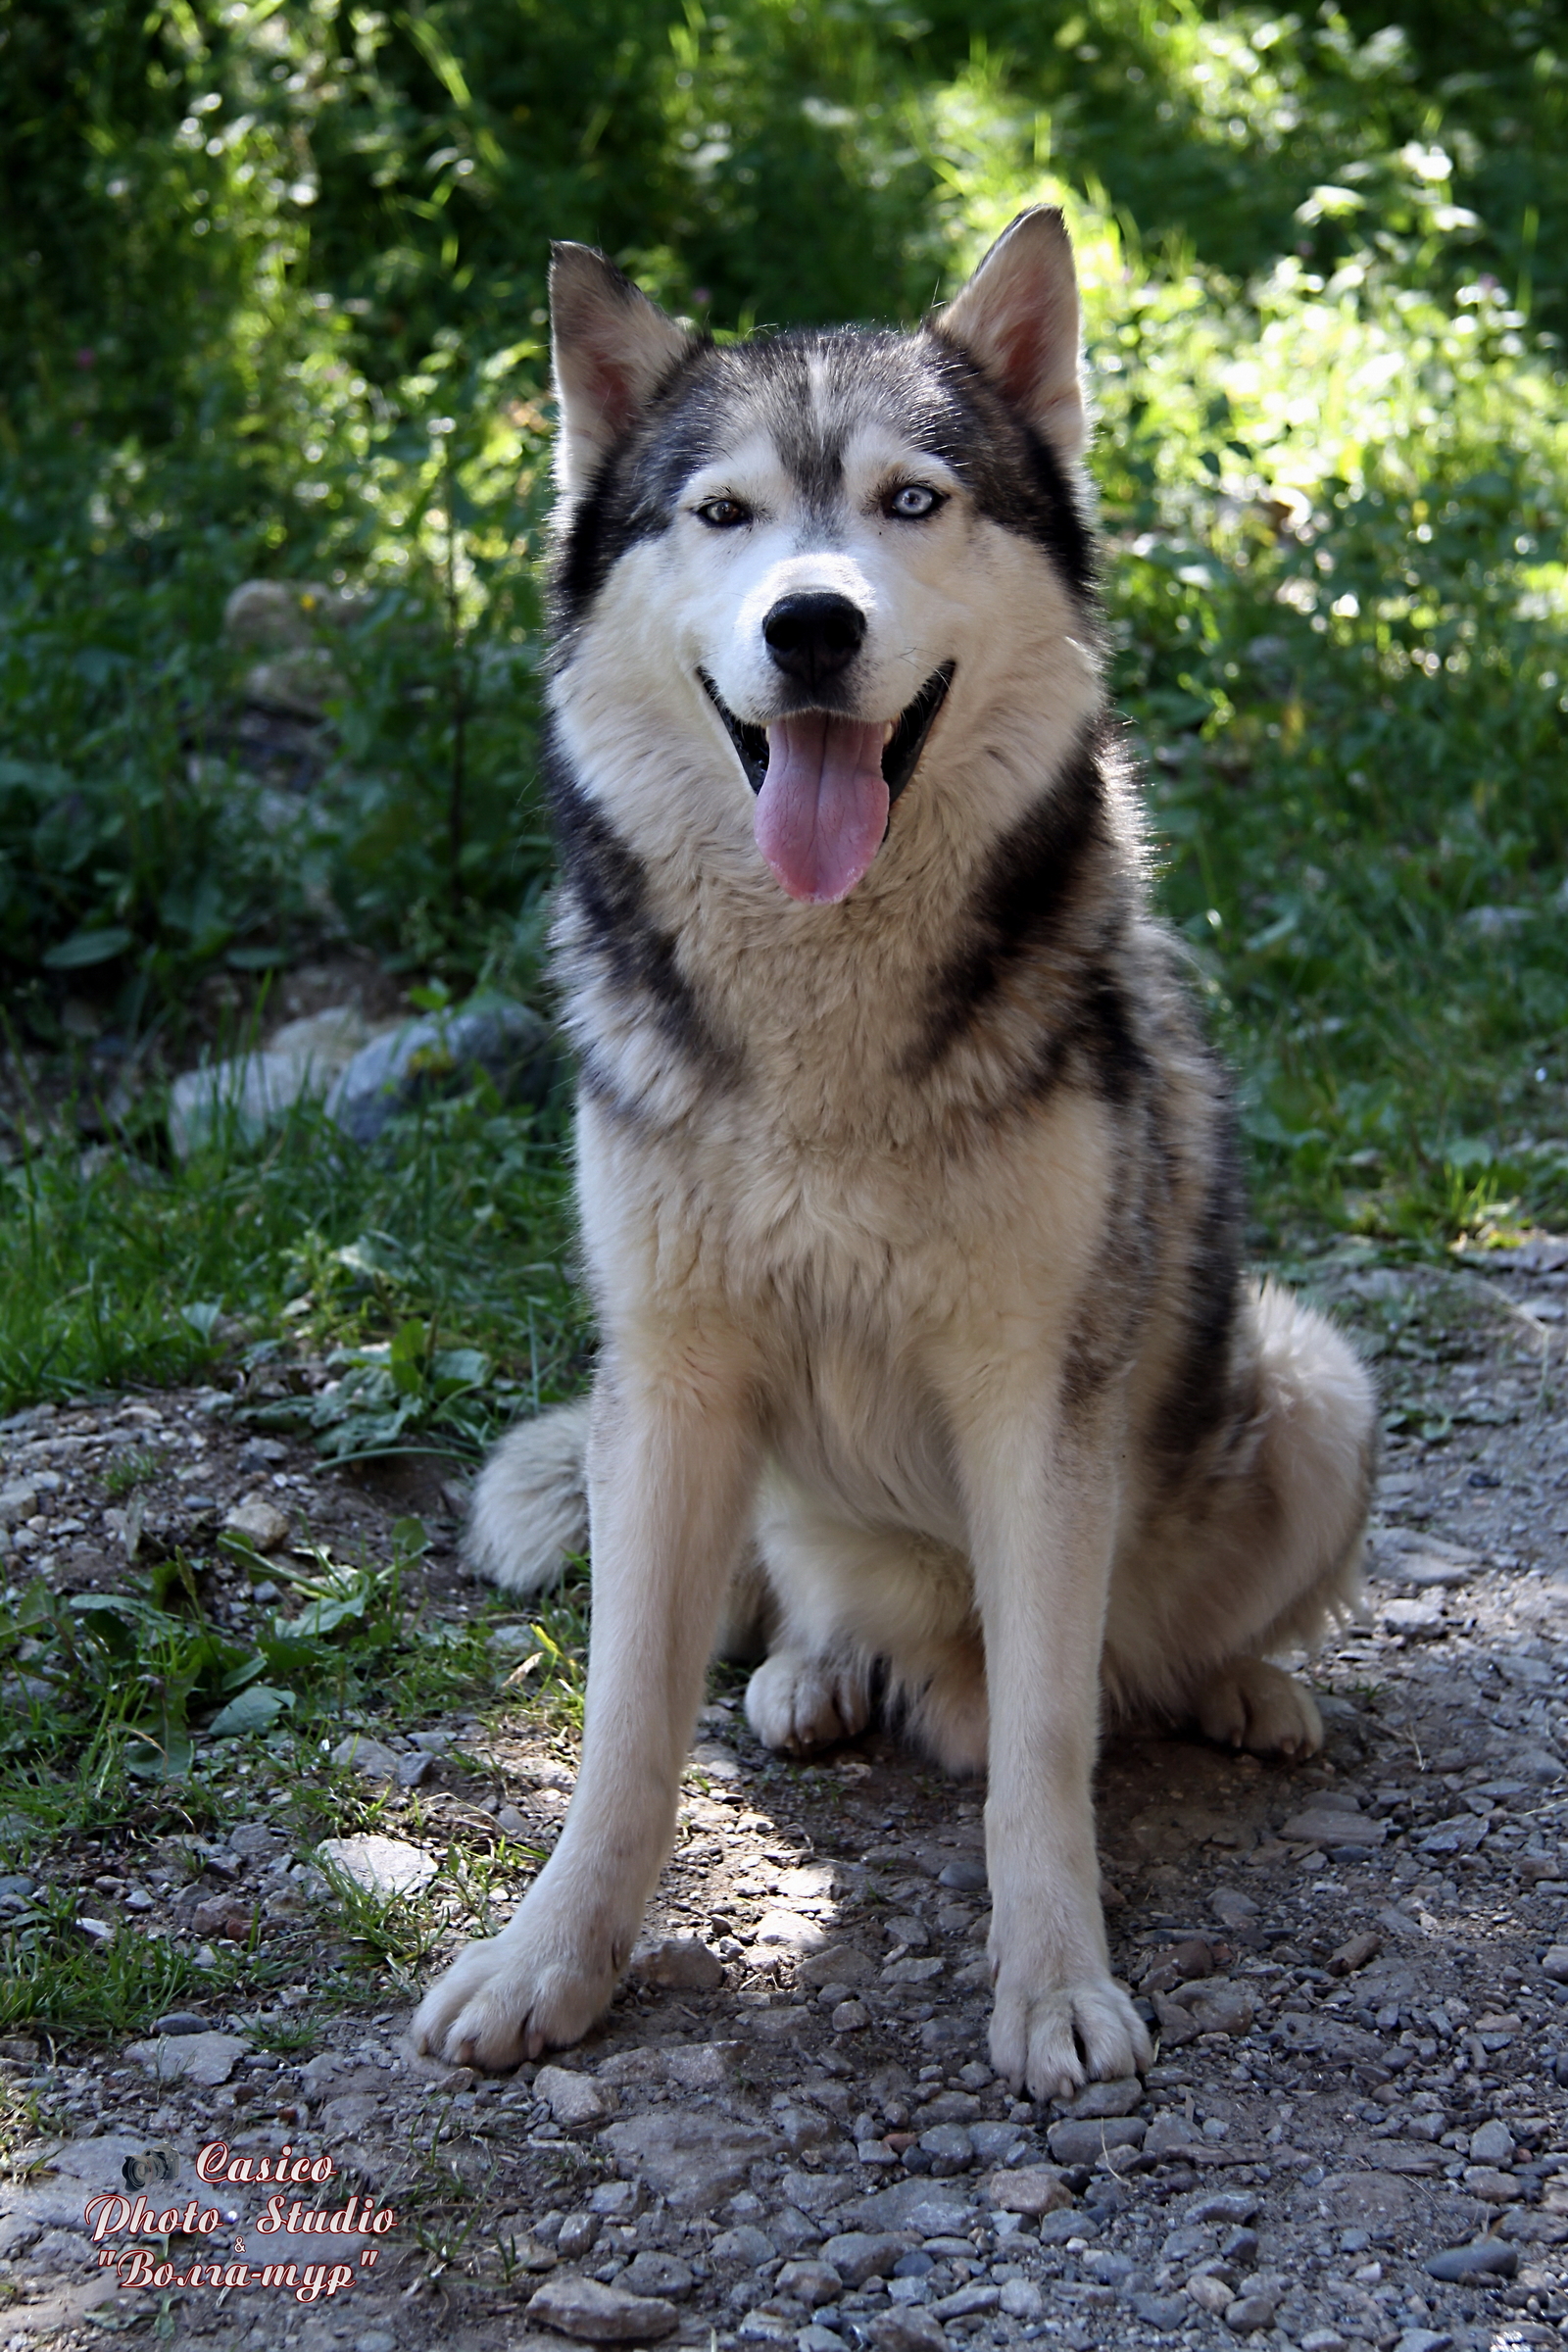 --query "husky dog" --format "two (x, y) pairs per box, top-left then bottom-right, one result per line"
(412, 210), (1375, 2098)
